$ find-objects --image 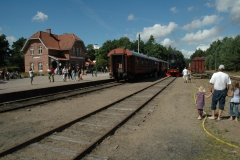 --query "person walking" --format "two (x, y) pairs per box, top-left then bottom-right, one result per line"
(29, 68), (34, 85)
(51, 66), (55, 82)
(91, 67), (94, 77)
(209, 64), (231, 120)
(68, 66), (72, 80)
(72, 69), (76, 81)
(47, 67), (52, 82)
(62, 66), (67, 82)
(195, 86), (212, 120)
(76, 66), (80, 81)
(182, 67), (188, 83)
(227, 81), (240, 121)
